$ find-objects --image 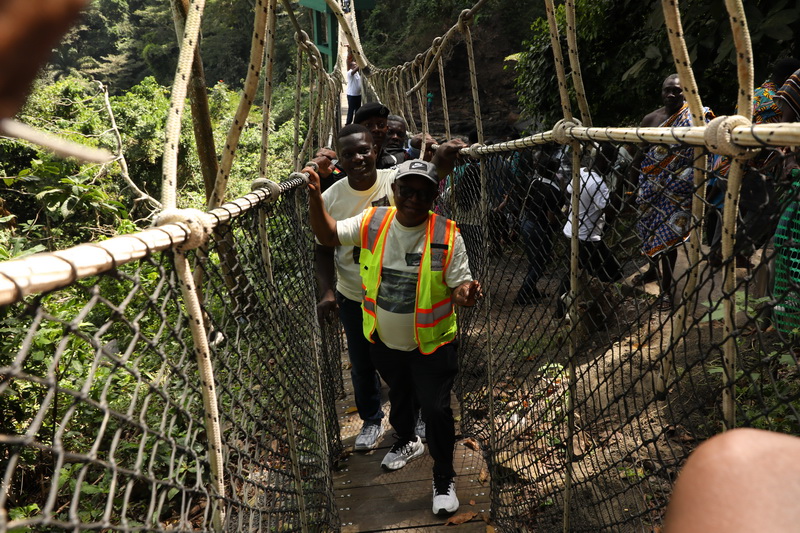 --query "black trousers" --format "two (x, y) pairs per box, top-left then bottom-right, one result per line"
(345, 94), (361, 125)
(370, 335), (458, 478)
